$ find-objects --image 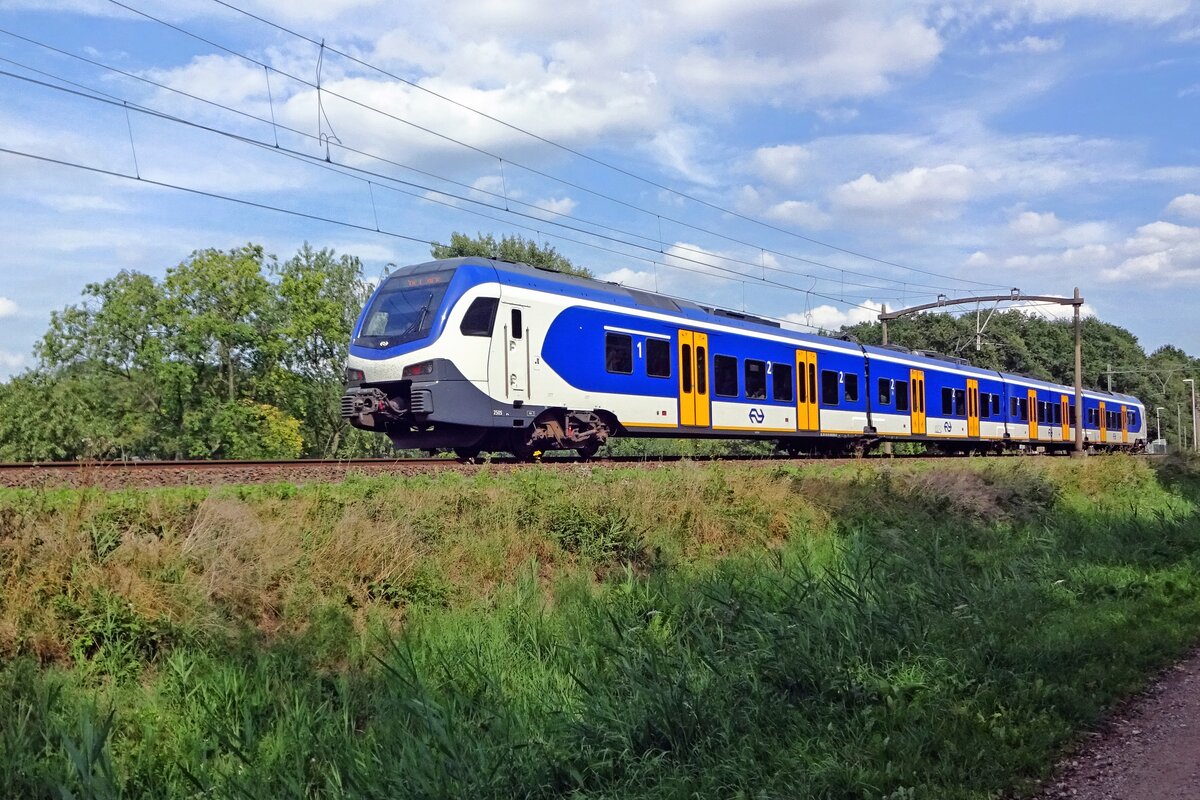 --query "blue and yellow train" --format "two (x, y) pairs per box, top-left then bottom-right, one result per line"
(340, 257), (1146, 459)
